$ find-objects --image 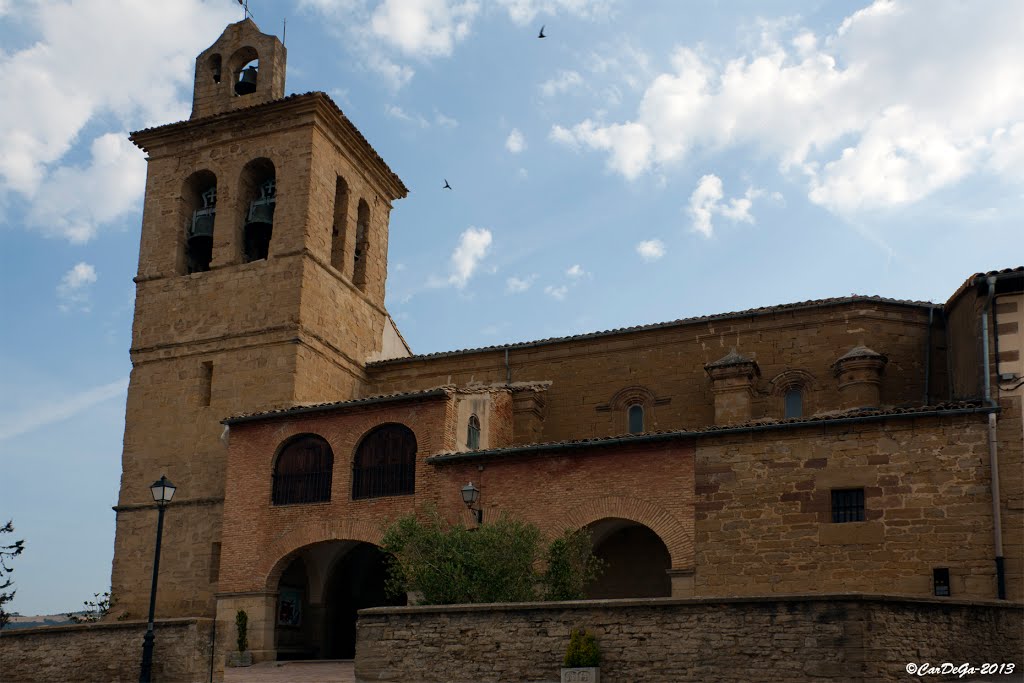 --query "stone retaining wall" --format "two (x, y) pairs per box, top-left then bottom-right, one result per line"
(0, 618), (214, 683)
(355, 594), (1022, 683)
